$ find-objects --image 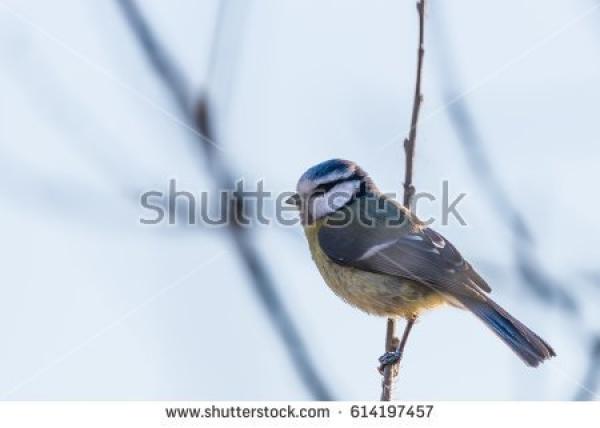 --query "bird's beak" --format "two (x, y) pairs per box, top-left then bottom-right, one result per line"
(286, 193), (301, 208)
